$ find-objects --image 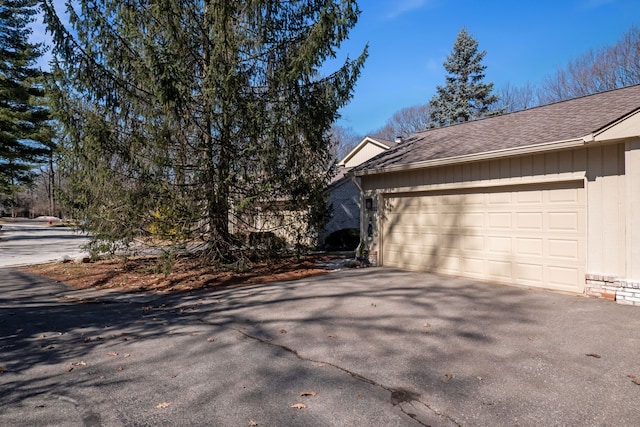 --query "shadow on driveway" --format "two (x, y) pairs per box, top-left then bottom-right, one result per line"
(1, 267), (639, 426)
